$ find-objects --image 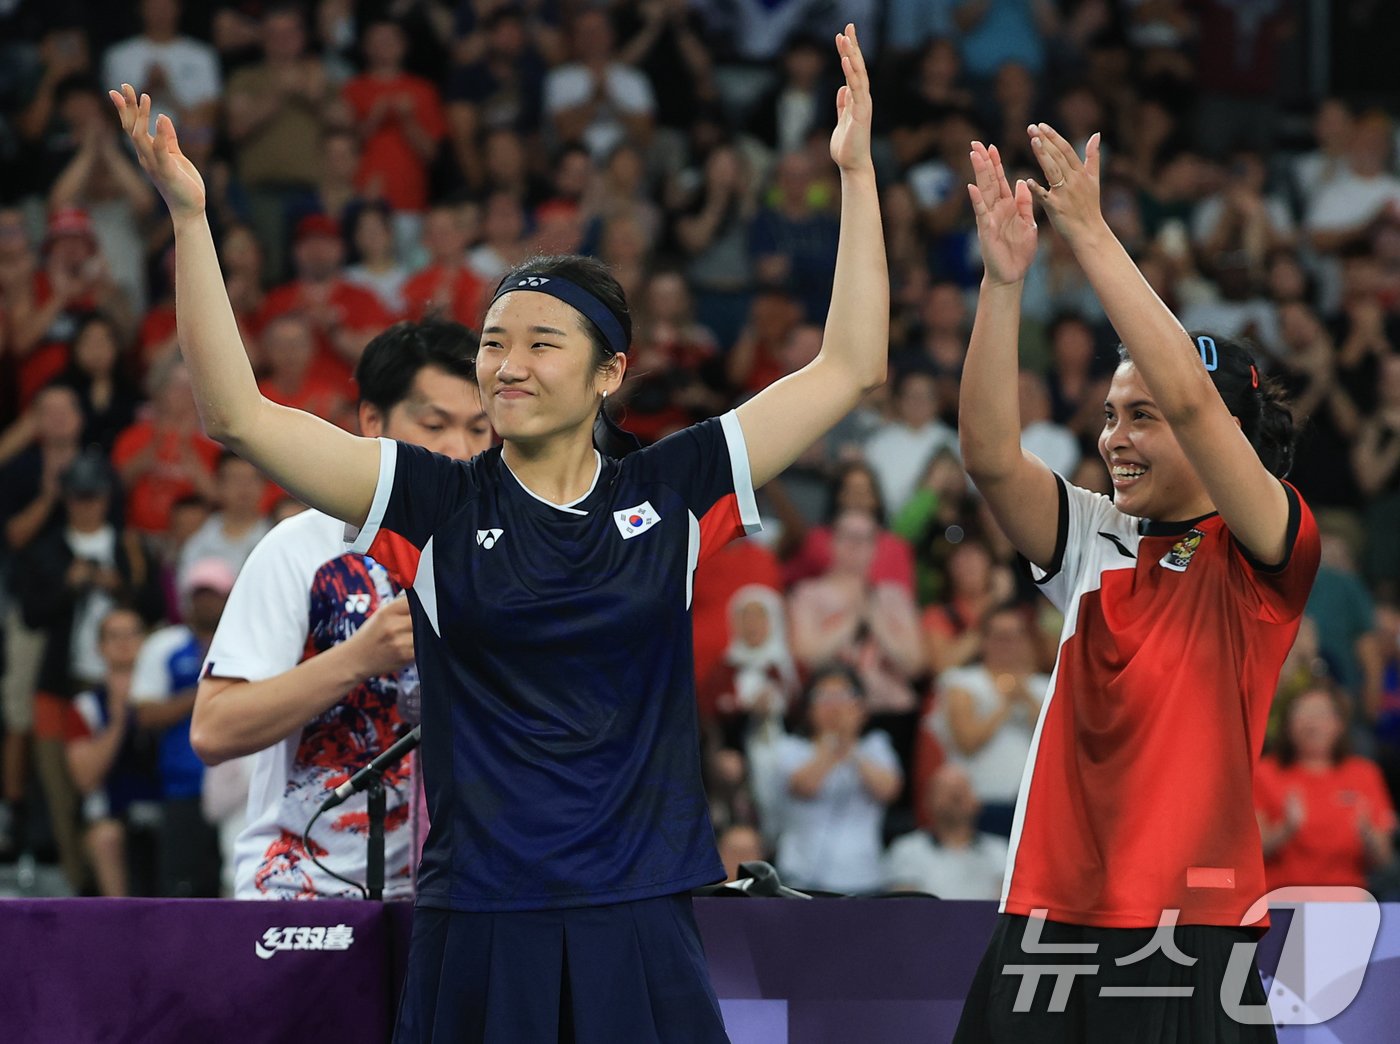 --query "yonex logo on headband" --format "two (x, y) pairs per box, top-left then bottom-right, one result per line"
(1196, 335), (1219, 372)
(492, 273), (627, 356)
